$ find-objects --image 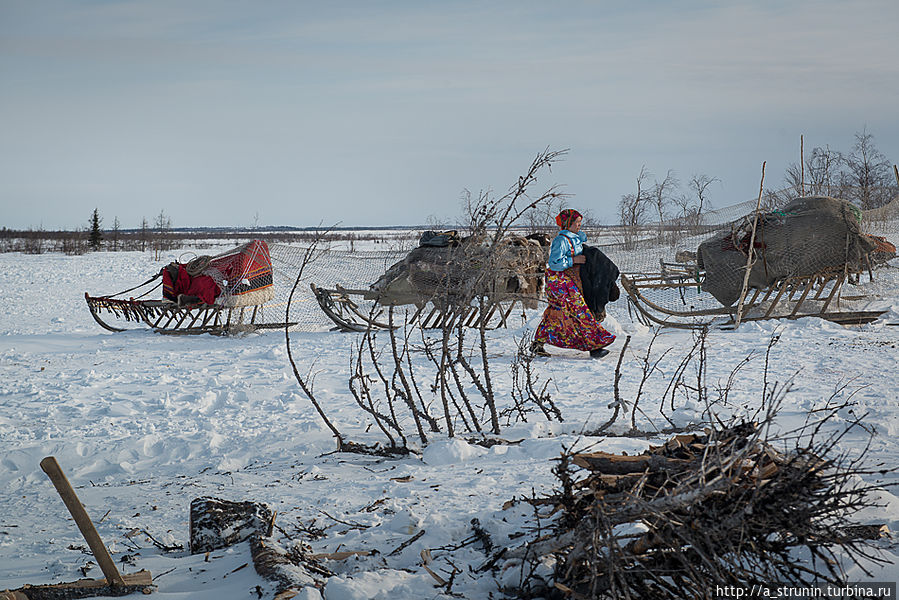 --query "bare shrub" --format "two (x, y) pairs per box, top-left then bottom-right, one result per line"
(286, 150), (570, 452)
